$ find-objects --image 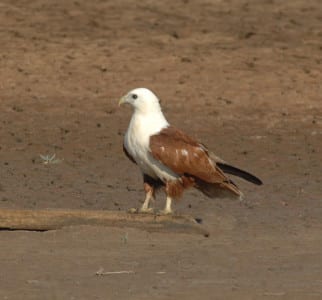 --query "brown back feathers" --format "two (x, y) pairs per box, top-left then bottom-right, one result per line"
(150, 126), (243, 199)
